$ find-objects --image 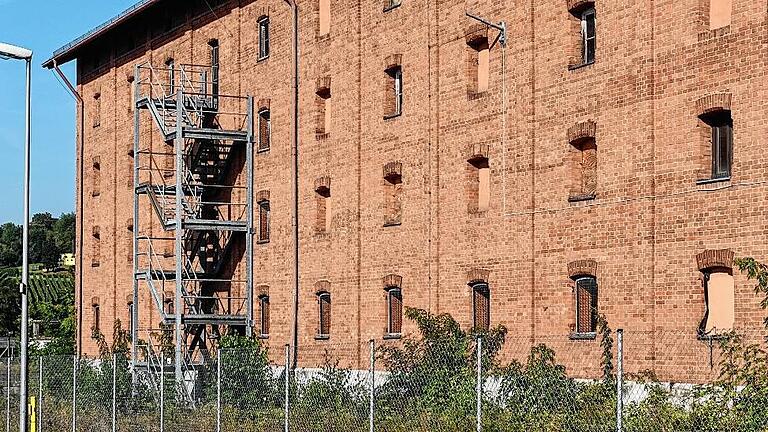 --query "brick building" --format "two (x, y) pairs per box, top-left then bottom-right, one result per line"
(44, 0), (767, 381)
